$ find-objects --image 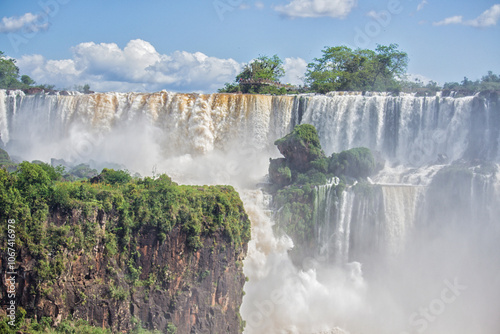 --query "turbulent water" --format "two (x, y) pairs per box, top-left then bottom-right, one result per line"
(1, 89), (500, 333)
